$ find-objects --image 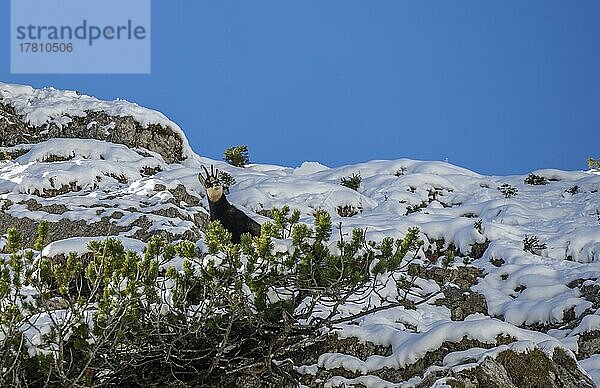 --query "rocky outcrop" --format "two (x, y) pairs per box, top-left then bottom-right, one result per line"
(438, 348), (594, 388)
(0, 104), (186, 164)
(288, 334), (595, 388)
